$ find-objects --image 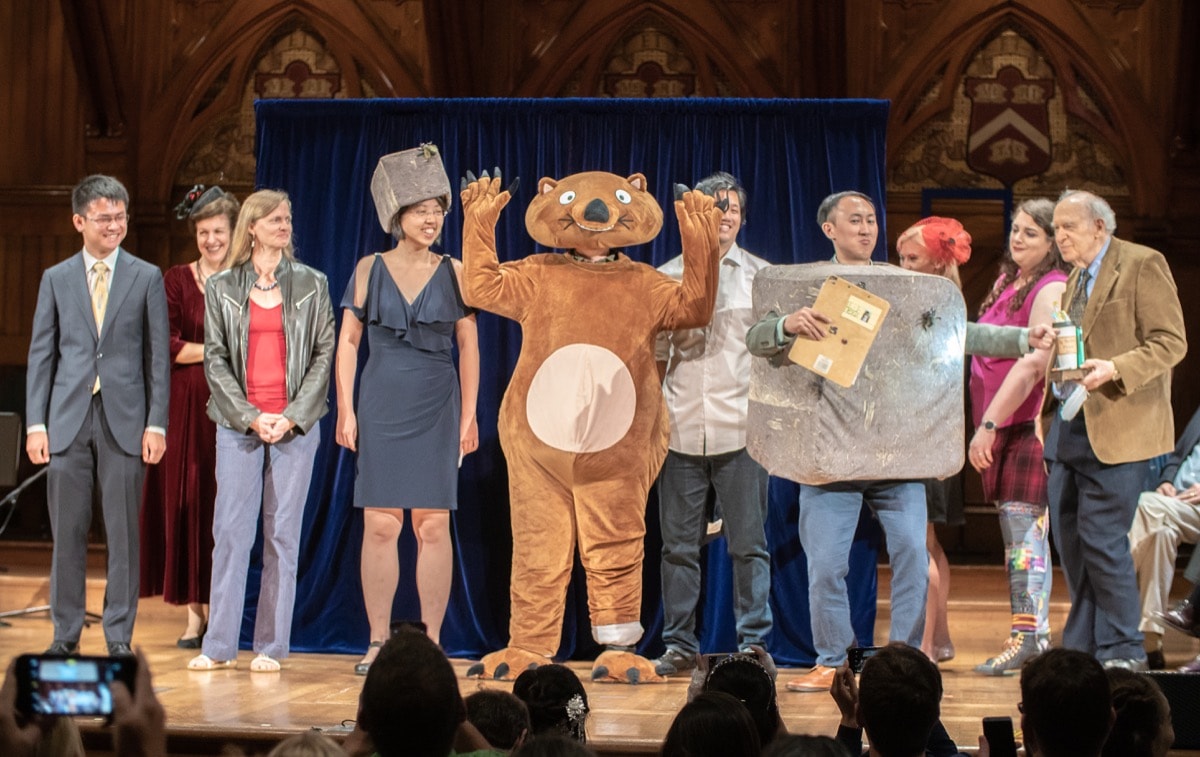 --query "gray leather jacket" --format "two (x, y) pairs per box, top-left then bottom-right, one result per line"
(204, 257), (335, 434)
